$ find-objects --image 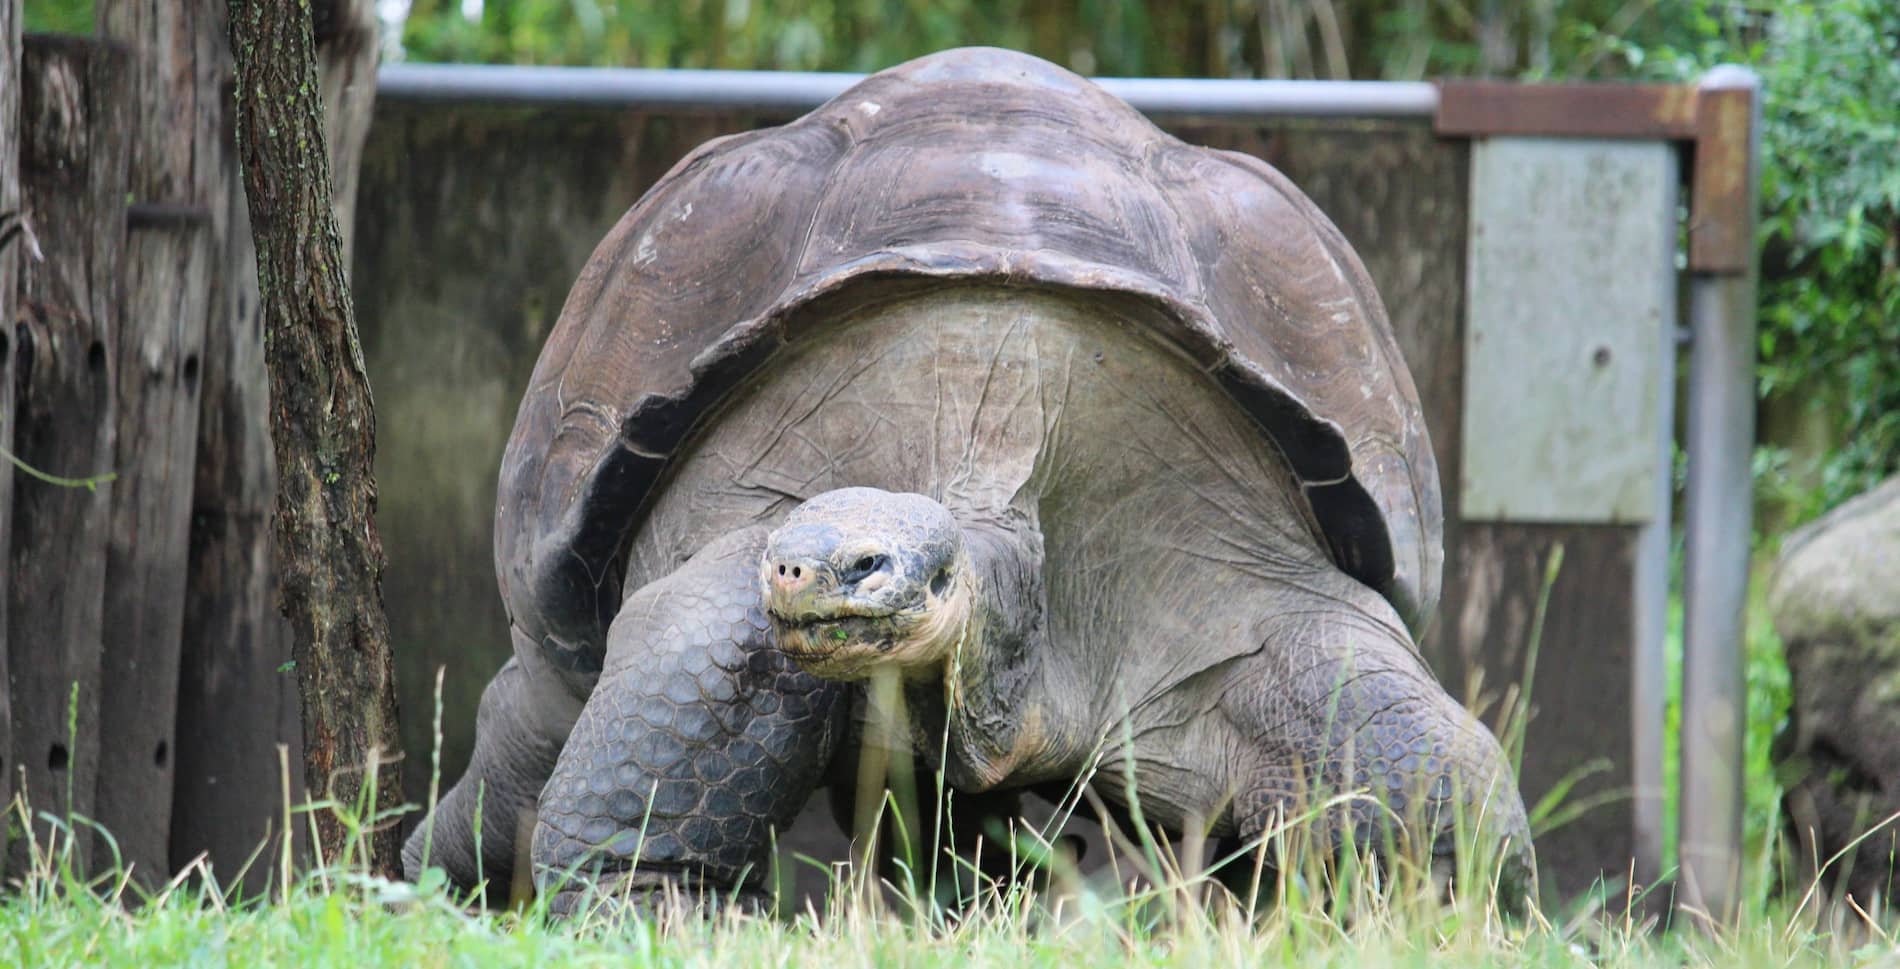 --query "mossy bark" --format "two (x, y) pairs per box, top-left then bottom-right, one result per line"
(227, 0), (401, 876)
